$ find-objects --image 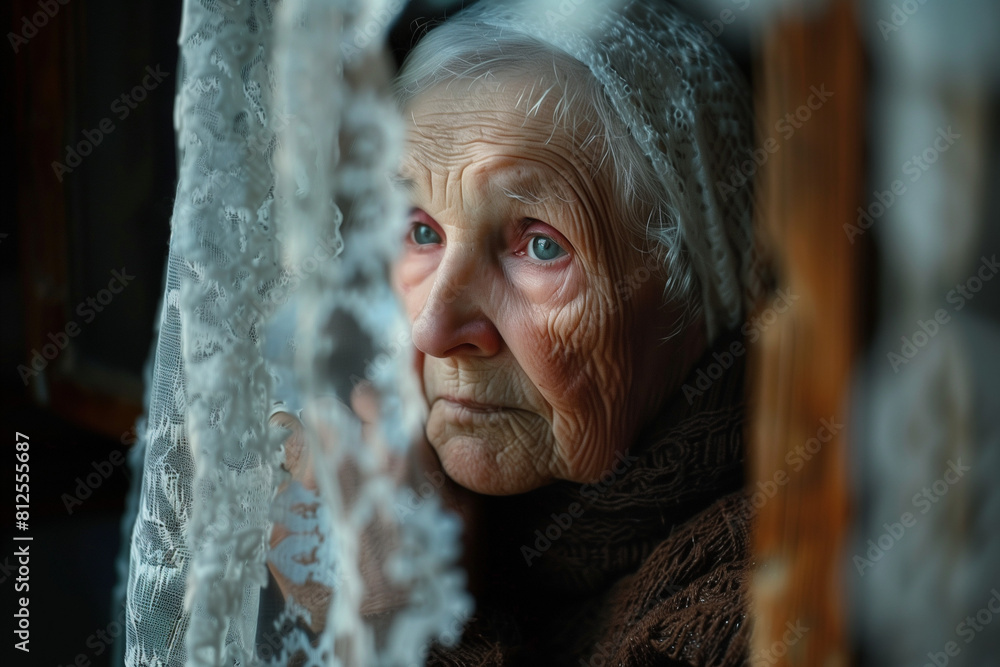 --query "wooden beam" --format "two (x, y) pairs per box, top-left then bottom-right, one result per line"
(749, 1), (863, 665)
